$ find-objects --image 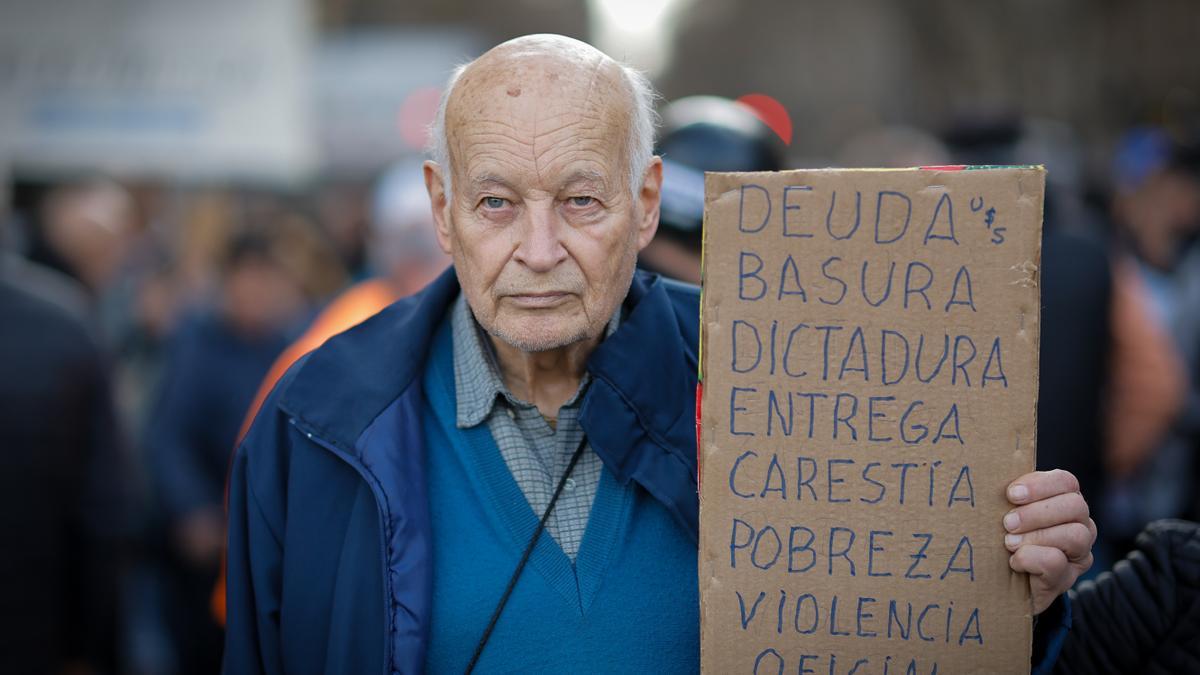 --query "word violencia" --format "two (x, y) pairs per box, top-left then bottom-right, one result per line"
(733, 588), (983, 646)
